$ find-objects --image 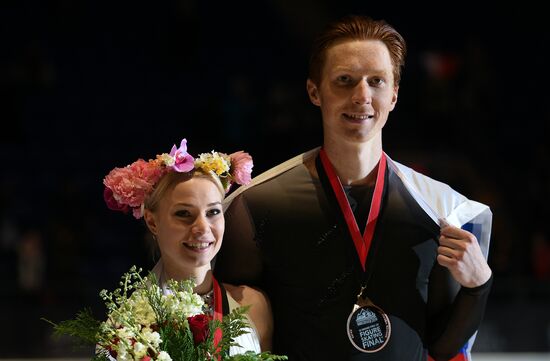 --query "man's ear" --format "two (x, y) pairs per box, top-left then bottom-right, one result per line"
(143, 209), (157, 236)
(389, 85), (399, 111)
(306, 79), (321, 106)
